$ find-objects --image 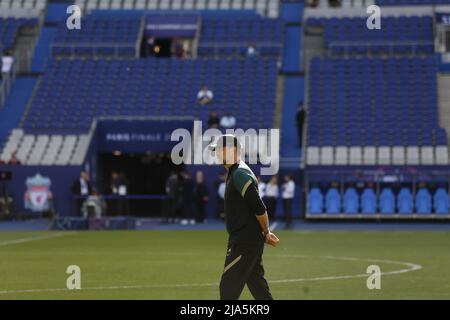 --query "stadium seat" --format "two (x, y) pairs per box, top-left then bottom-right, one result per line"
(380, 188), (395, 214)
(392, 146), (406, 165)
(434, 188), (450, 214)
(343, 188), (359, 214)
(308, 188), (323, 214)
(406, 147), (420, 165)
(320, 146), (333, 165)
(378, 147), (391, 165)
(416, 188), (432, 214)
(397, 188), (413, 214)
(435, 146), (449, 165)
(421, 147), (435, 165)
(325, 188), (341, 214)
(361, 188), (377, 214)
(335, 146), (348, 165)
(349, 147), (362, 165)
(363, 147), (377, 165)
(306, 147), (320, 165)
